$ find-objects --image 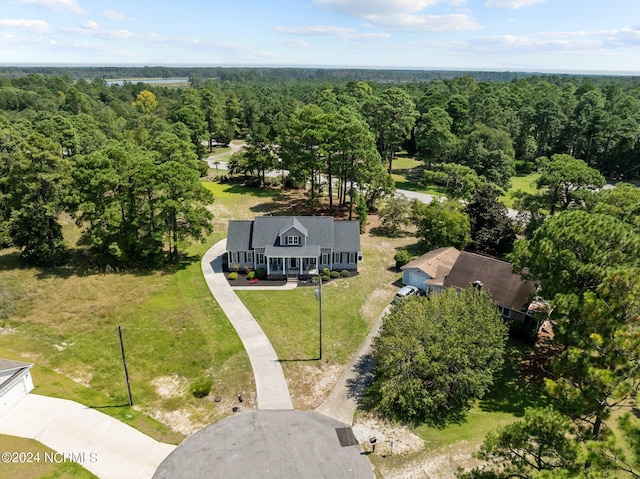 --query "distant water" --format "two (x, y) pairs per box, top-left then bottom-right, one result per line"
(106, 78), (189, 86)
